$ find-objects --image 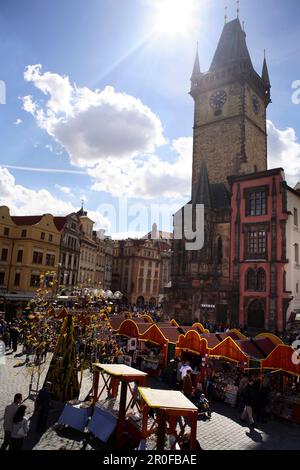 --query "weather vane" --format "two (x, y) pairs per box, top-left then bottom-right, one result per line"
(224, 6), (228, 24)
(237, 0), (240, 18)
